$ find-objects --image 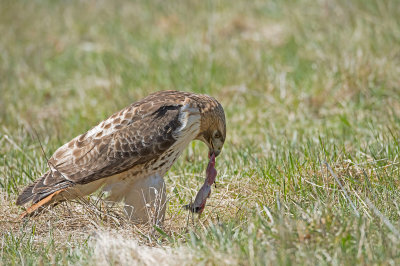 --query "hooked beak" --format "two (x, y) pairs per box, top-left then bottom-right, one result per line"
(208, 149), (221, 158)
(208, 139), (222, 158)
